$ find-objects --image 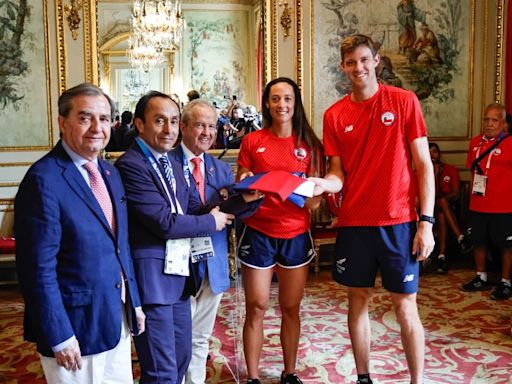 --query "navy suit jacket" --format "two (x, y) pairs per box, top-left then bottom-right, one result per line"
(15, 141), (142, 357)
(115, 143), (217, 305)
